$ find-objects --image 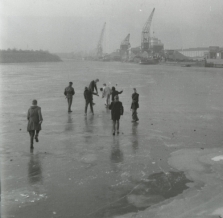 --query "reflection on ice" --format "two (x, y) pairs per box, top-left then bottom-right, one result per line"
(131, 122), (139, 153)
(110, 138), (124, 163)
(64, 114), (74, 131)
(83, 115), (94, 134)
(28, 153), (42, 184)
